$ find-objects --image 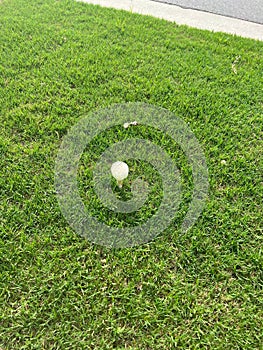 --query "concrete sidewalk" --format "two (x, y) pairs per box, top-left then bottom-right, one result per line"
(78, 0), (263, 41)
